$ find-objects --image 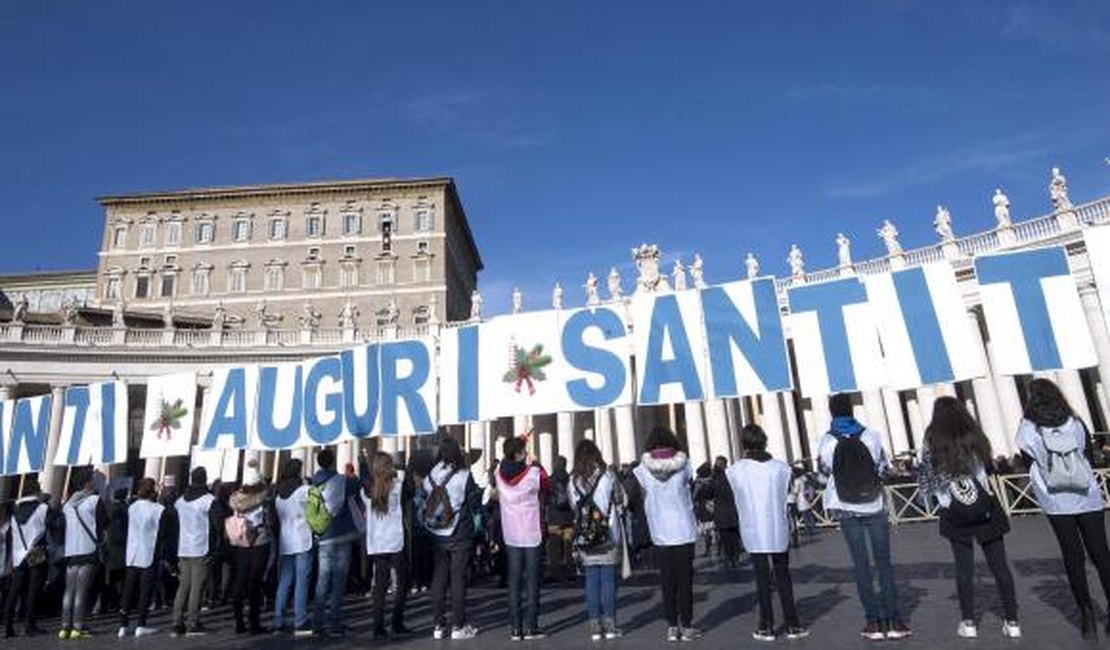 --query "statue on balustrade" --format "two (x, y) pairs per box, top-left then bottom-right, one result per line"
(469, 289), (483, 321)
(427, 293), (439, 324)
(993, 188), (1012, 228)
(300, 301), (321, 331)
(787, 245), (805, 279)
(632, 243), (669, 293)
(878, 219), (902, 255)
(12, 293), (28, 323)
(691, 254), (706, 289)
(934, 205), (955, 242)
(745, 252), (760, 279)
(608, 268), (623, 300)
(512, 287), (523, 314)
(671, 260), (687, 291)
(60, 298), (78, 326)
(552, 282), (564, 310)
(384, 298), (399, 326)
(836, 233), (852, 267)
(254, 301), (282, 331)
(212, 303), (227, 330)
(1050, 166), (1073, 211)
(338, 299), (359, 329)
(162, 303), (174, 329)
(584, 272), (601, 306)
